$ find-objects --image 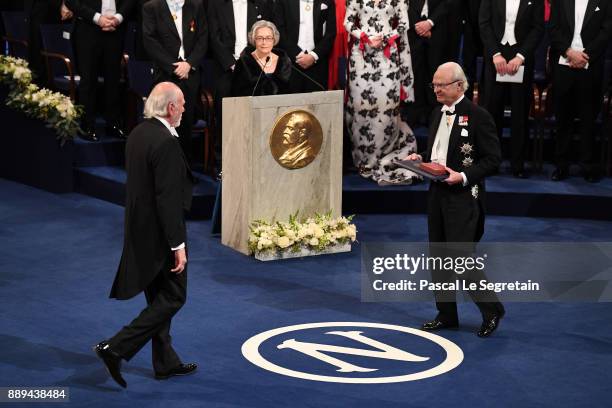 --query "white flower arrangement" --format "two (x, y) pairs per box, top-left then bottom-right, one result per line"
(248, 212), (357, 257)
(0, 55), (82, 144)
